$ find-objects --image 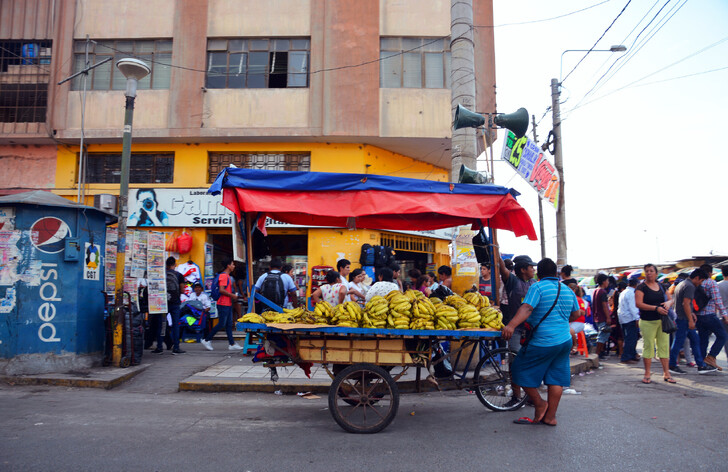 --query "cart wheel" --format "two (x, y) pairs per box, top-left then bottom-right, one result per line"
(473, 348), (525, 411)
(328, 363), (399, 434)
(119, 356), (131, 368)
